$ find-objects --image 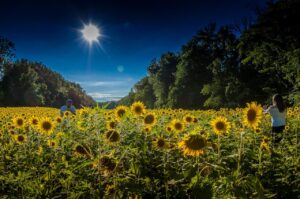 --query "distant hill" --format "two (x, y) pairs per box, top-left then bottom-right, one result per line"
(0, 58), (96, 108)
(98, 101), (118, 109)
